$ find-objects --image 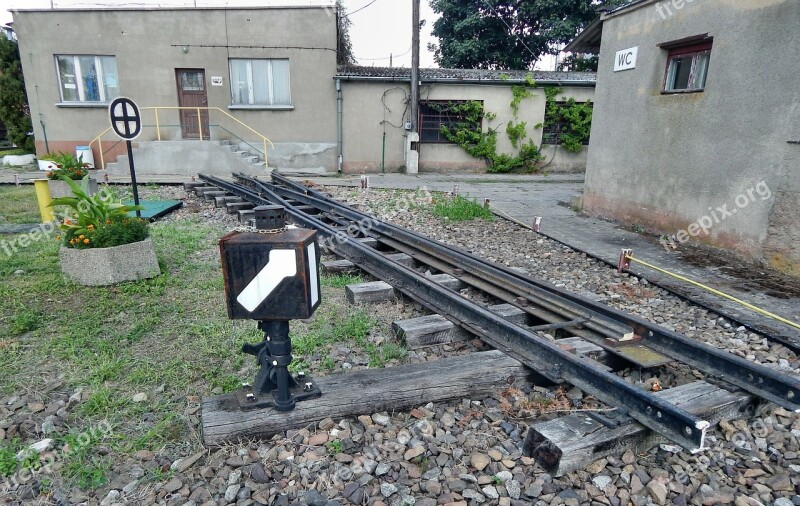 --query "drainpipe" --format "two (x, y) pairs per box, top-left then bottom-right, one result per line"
(336, 78), (343, 173)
